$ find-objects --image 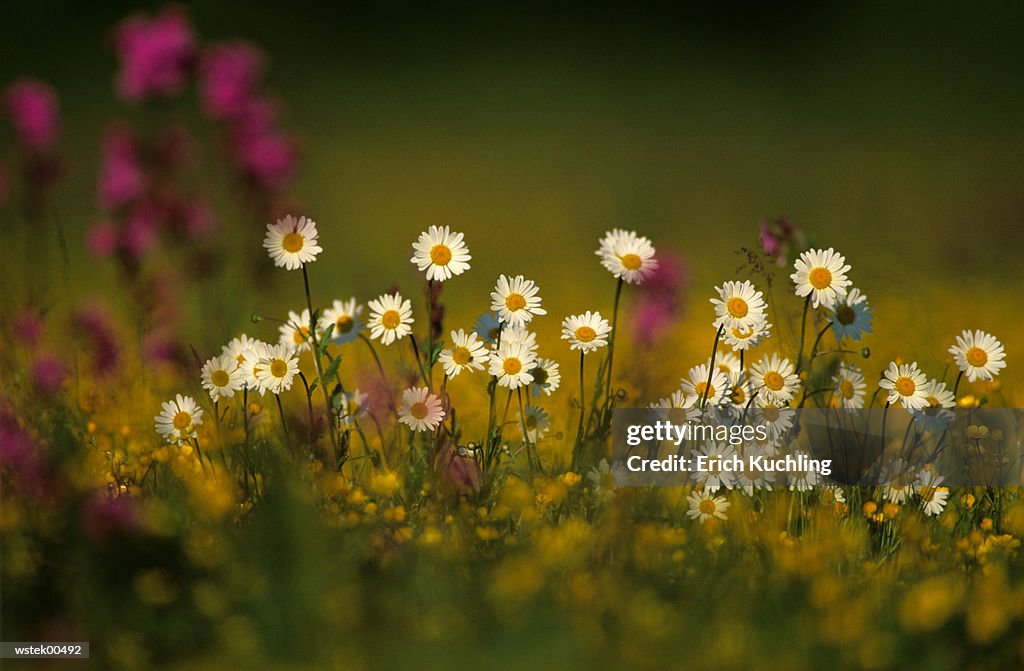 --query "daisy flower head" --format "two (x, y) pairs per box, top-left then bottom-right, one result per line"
(338, 388), (369, 428)
(710, 280), (767, 332)
(752, 401), (795, 444)
(530, 357), (562, 397)
(832, 363), (866, 409)
(881, 459), (915, 504)
(913, 379), (956, 433)
(711, 352), (743, 381)
(398, 386), (445, 432)
(948, 329), (1006, 383)
(201, 353), (244, 401)
(491, 275), (547, 328)
(596, 229), (659, 284)
(587, 458), (616, 497)
(473, 312), (502, 345)
(696, 443), (737, 493)
(500, 325), (538, 352)
(237, 340), (272, 393)
(279, 309), (314, 352)
(410, 225), (471, 281)
(687, 490), (730, 524)
(650, 389), (701, 425)
(367, 292), (414, 346)
(723, 317), (772, 352)
(561, 311), (611, 353)
(489, 340), (537, 389)
(438, 329), (488, 378)
(915, 470), (948, 517)
(790, 247), (851, 309)
(263, 214), (323, 270)
(255, 344), (300, 395)
(154, 394), (204, 444)
(319, 298), (364, 344)
(829, 287), (873, 341)
(879, 361), (929, 410)
(786, 450), (822, 492)
(680, 363), (729, 407)
(222, 334), (261, 365)
(750, 354), (800, 405)
(520, 404), (551, 442)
